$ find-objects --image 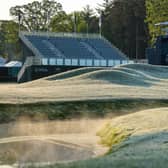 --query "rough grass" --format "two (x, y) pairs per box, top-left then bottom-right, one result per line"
(97, 123), (130, 148)
(0, 99), (167, 124)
